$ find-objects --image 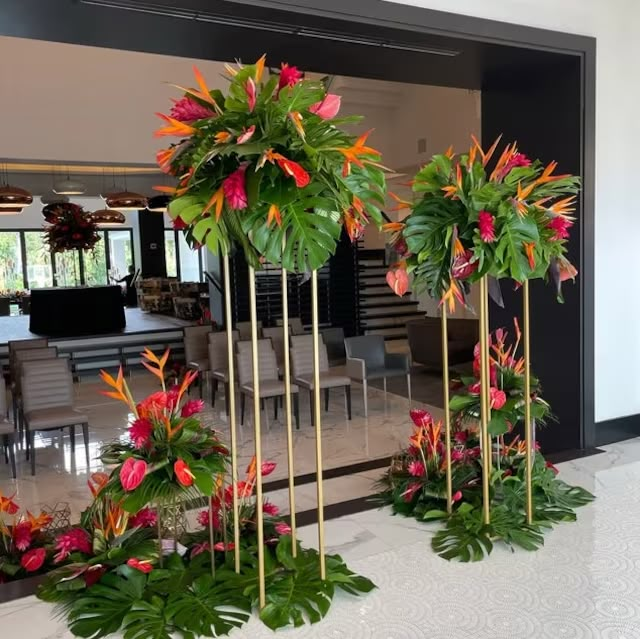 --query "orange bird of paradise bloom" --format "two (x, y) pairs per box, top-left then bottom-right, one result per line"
(471, 134), (502, 167)
(335, 130), (382, 177)
(203, 186), (225, 221)
(170, 65), (223, 115)
(267, 204), (282, 228)
(154, 113), (196, 138)
(441, 278), (464, 313)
